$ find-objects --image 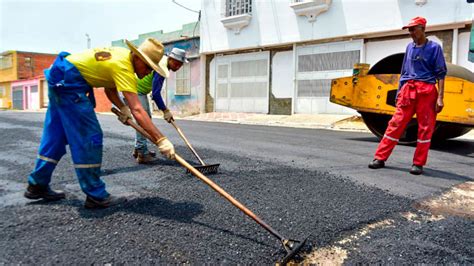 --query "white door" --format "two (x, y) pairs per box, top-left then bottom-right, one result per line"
(295, 40), (363, 114)
(214, 51), (270, 113)
(29, 85), (39, 110)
